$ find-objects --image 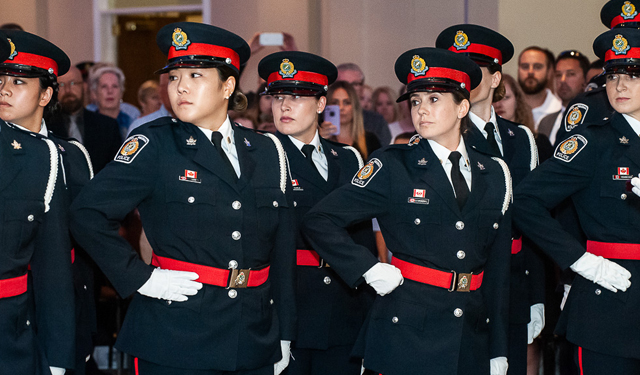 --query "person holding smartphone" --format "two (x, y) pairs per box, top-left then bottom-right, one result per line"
(70, 22), (296, 375)
(258, 51), (377, 375)
(303, 47), (513, 375)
